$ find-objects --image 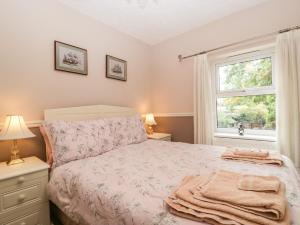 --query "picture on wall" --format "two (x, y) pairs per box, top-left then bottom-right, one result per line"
(106, 55), (127, 81)
(54, 41), (88, 75)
